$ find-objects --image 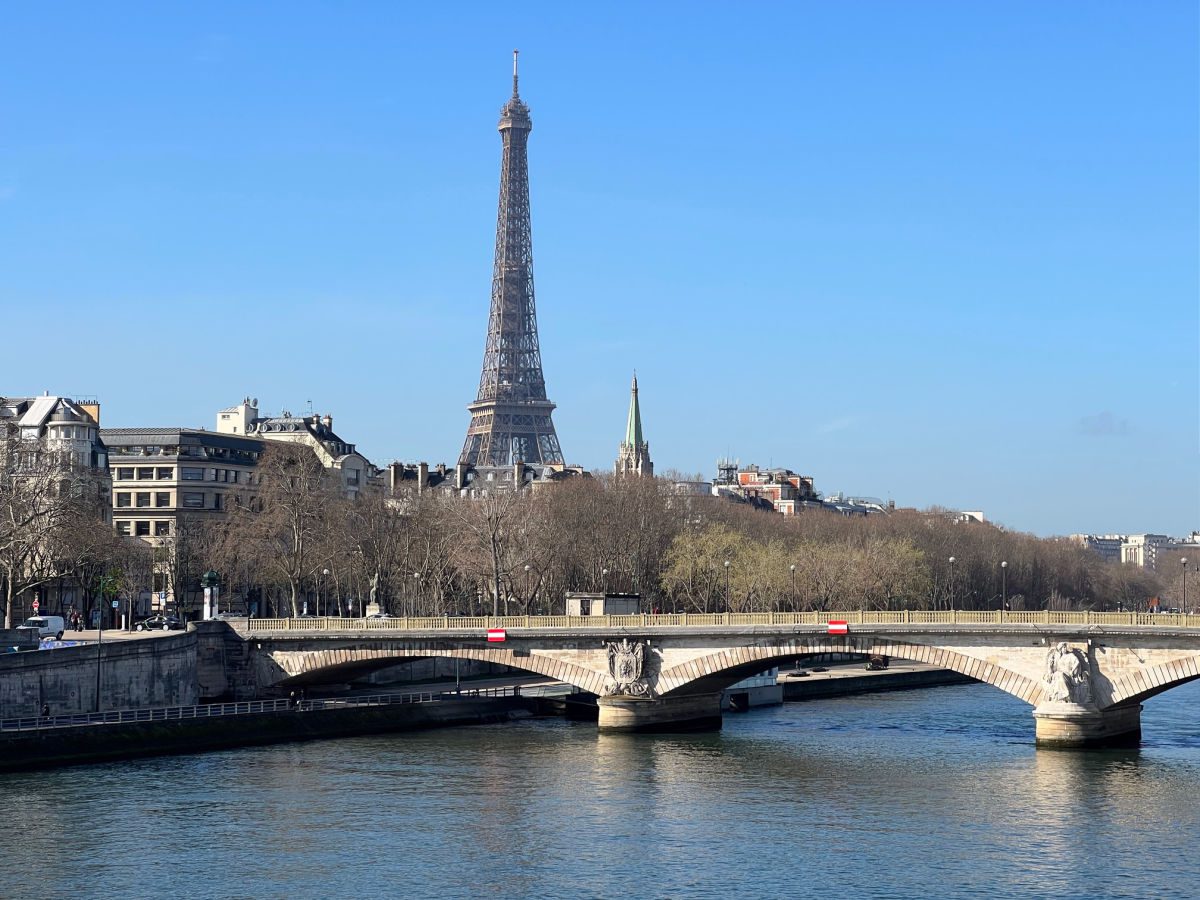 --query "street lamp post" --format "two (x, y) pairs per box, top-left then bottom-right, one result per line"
(412, 572), (422, 617)
(322, 568), (330, 618)
(947, 557), (956, 610)
(1000, 561), (1008, 612)
(724, 560), (731, 609)
(524, 564), (532, 611)
(1182, 558), (1189, 613)
(601, 568), (608, 595)
(789, 564), (796, 609)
